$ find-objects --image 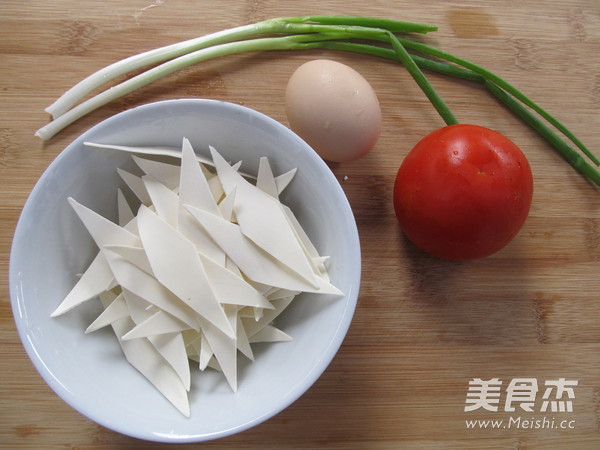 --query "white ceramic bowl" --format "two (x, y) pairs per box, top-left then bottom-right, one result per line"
(9, 99), (361, 443)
